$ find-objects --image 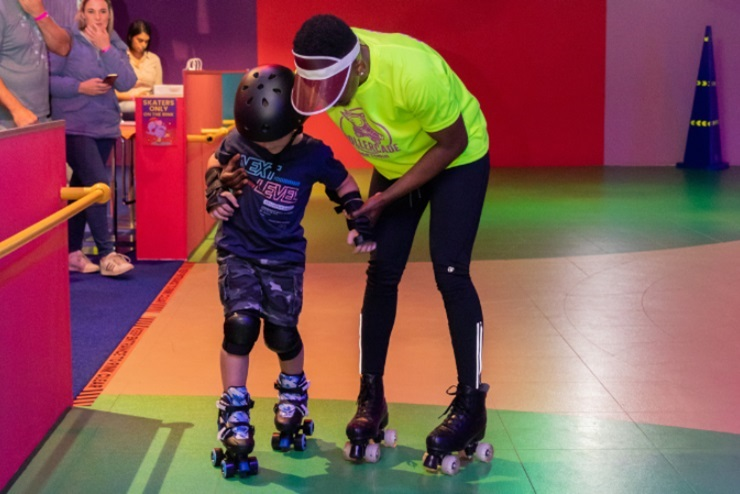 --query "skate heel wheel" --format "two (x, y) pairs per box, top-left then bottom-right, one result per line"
(343, 440), (383, 463)
(422, 442), (494, 476)
(213, 449), (259, 479)
(221, 456), (259, 478)
(423, 452), (459, 475)
(381, 428), (397, 447)
(473, 442), (494, 462)
(271, 419), (314, 452)
(302, 418), (315, 436)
